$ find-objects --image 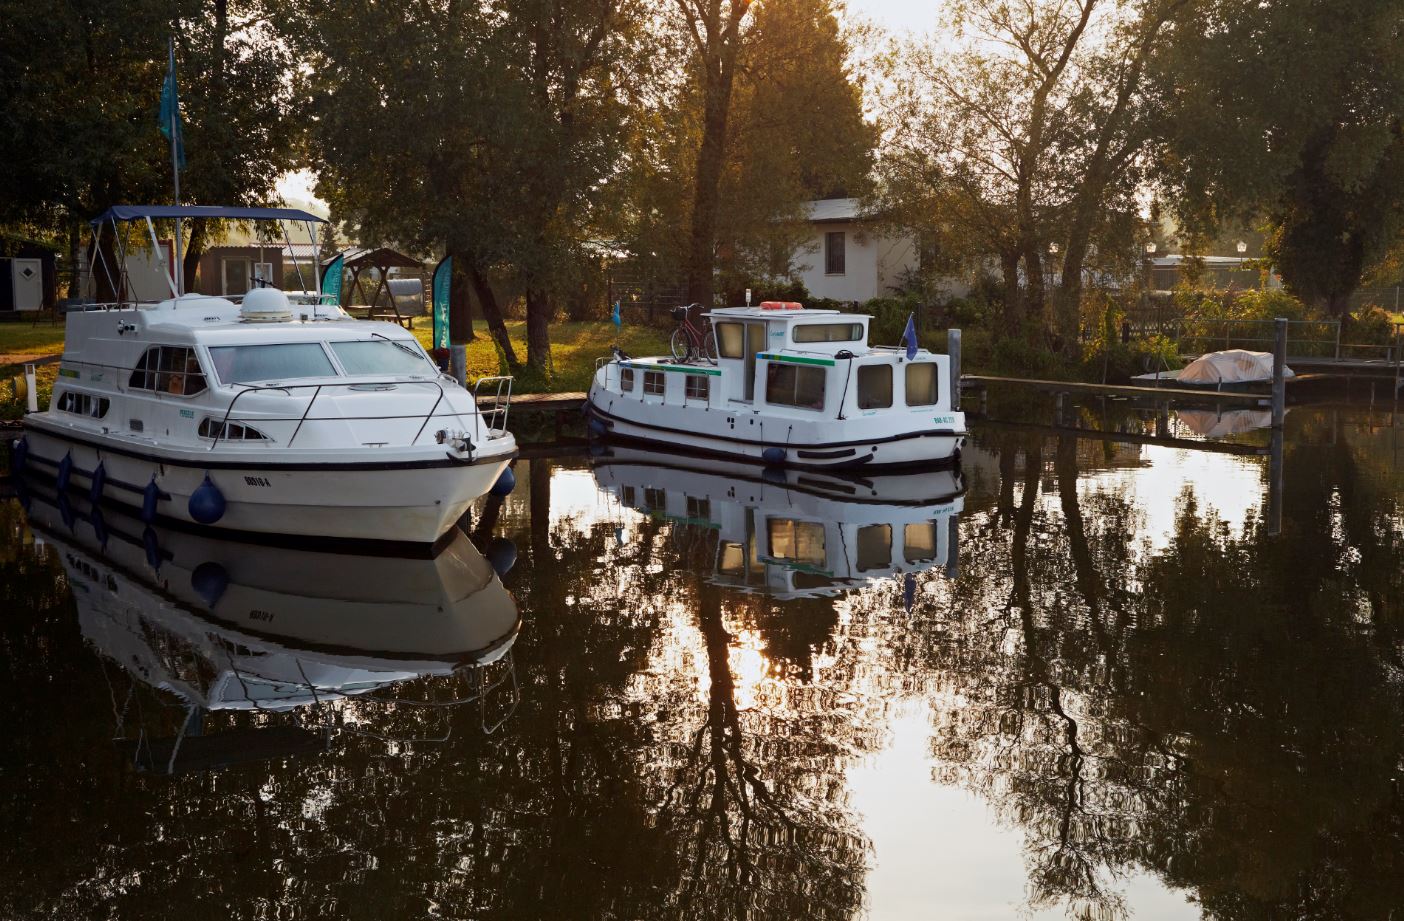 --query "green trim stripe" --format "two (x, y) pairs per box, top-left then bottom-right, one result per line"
(758, 353), (835, 367)
(622, 362), (721, 377)
(58, 368), (79, 378)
